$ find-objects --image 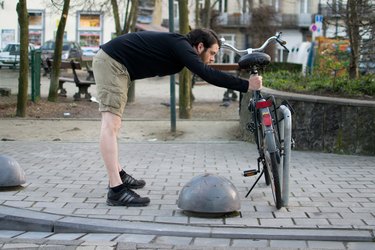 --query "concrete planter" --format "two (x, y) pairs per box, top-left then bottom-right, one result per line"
(239, 88), (375, 156)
